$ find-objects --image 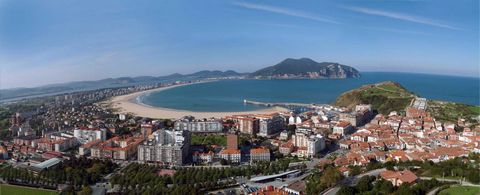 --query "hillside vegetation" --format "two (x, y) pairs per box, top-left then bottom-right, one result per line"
(250, 58), (360, 78)
(334, 81), (415, 114)
(427, 101), (480, 124)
